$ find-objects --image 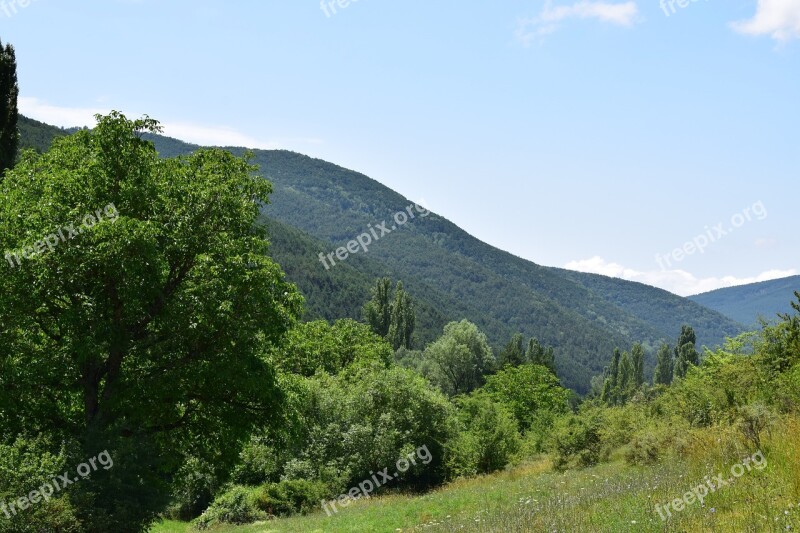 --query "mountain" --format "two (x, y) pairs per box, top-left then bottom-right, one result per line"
(17, 116), (746, 393)
(689, 276), (800, 327)
(18, 115), (71, 153)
